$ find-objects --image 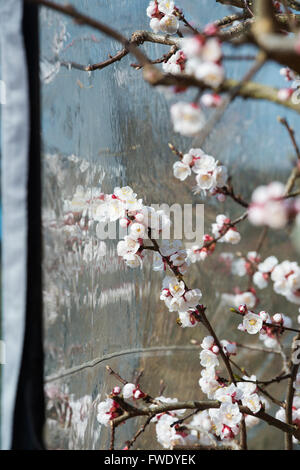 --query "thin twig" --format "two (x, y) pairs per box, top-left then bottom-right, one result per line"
(285, 333), (300, 450)
(278, 116), (300, 161)
(126, 415), (154, 450)
(106, 365), (127, 385)
(110, 421), (115, 450)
